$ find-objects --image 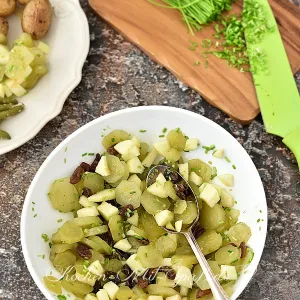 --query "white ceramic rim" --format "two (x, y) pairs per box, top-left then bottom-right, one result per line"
(0, 0), (90, 155)
(21, 106), (268, 299)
